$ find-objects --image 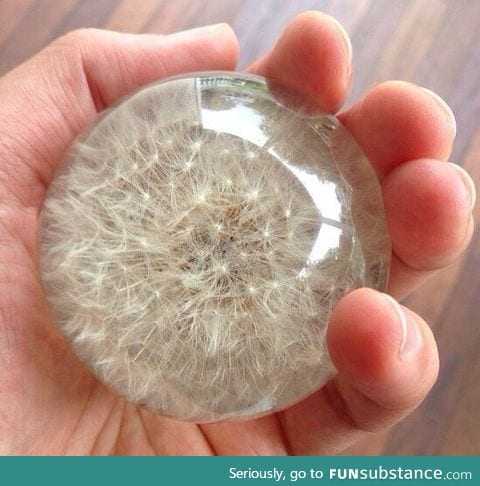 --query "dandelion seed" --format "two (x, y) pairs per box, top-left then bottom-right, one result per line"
(191, 141), (202, 150)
